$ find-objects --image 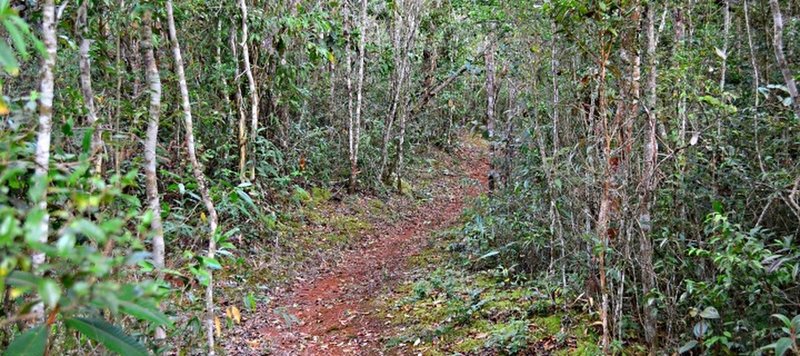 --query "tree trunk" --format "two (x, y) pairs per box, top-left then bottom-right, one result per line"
(344, 0), (355, 192)
(31, 0), (57, 323)
(141, 9), (166, 339)
(485, 35), (497, 192)
(743, 0), (760, 106)
(379, 0), (405, 181)
(77, 0), (103, 174)
(165, 2), (221, 353)
(393, 0), (421, 192)
(768, 0), (800, 117)
(550, 22), (566, 288)
(596, 46), (612, 355)
(719, 0), (730, 93)
(230, 28), (248, 181)
(638, 3), (659, 351)
(240, 0), (260, 181)
(349, 0), (367, 193)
